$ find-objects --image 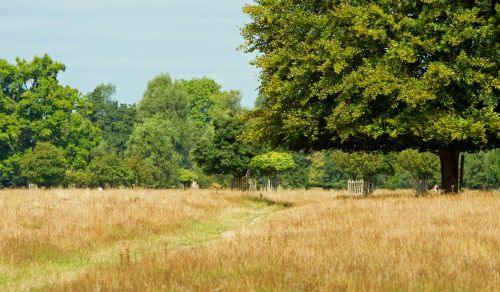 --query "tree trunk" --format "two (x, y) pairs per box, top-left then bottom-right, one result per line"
(439, 148), (460, 193)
